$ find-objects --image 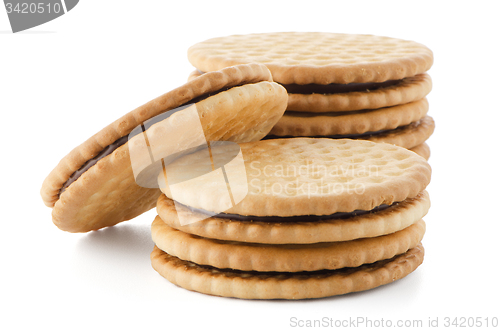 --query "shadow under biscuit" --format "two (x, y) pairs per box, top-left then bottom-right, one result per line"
(75, 223), (153, 259)
(69, 219), (157, 297)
